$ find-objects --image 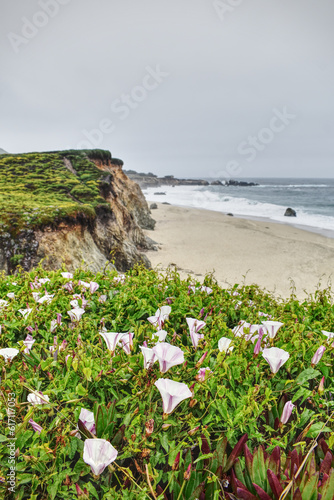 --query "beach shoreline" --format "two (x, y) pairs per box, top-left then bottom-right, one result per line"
(144, 202), (334, 299)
